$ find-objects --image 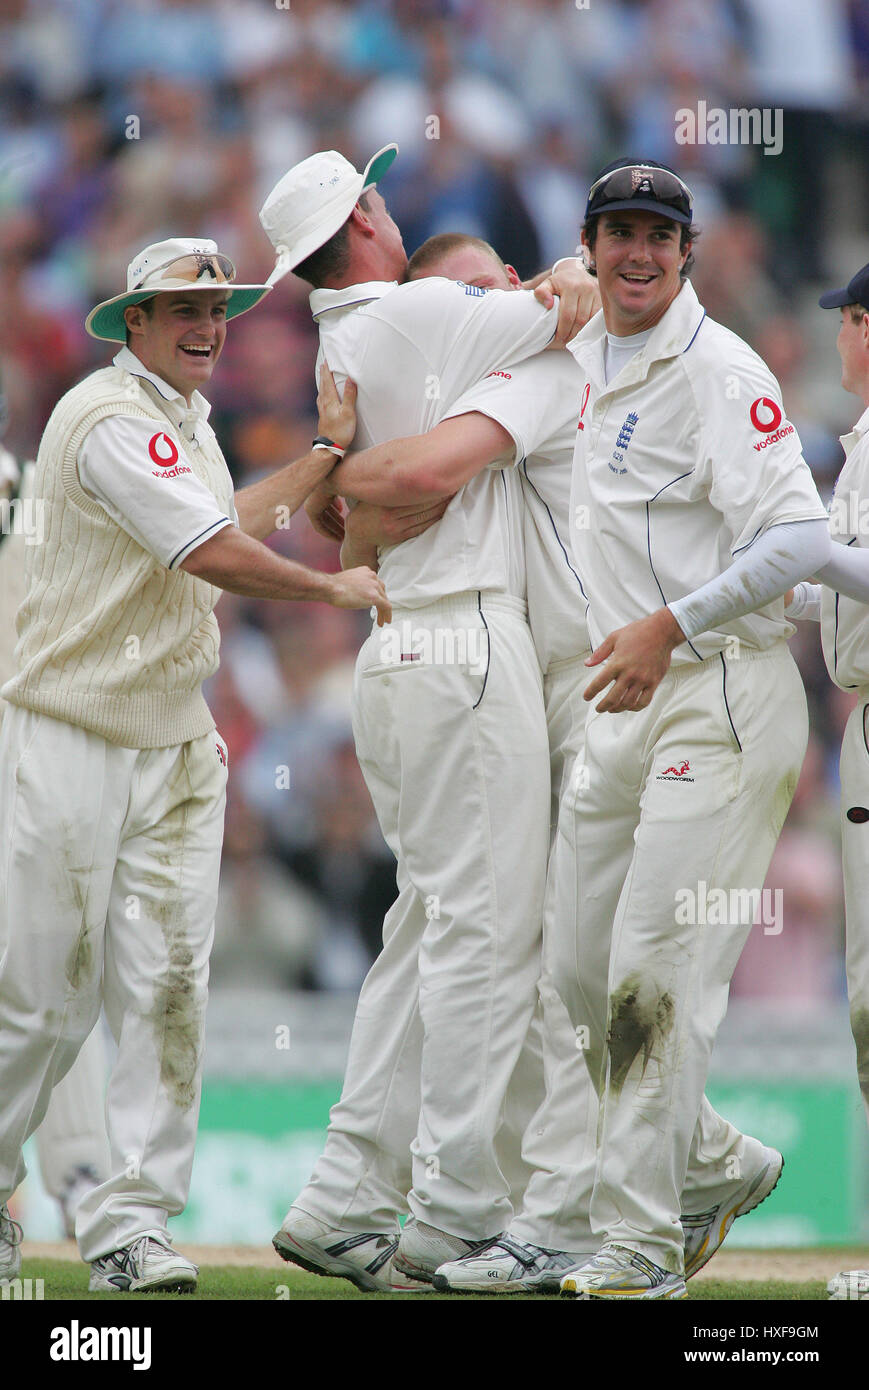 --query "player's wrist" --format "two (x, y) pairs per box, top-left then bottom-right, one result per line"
(660, 605), (686, 647)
